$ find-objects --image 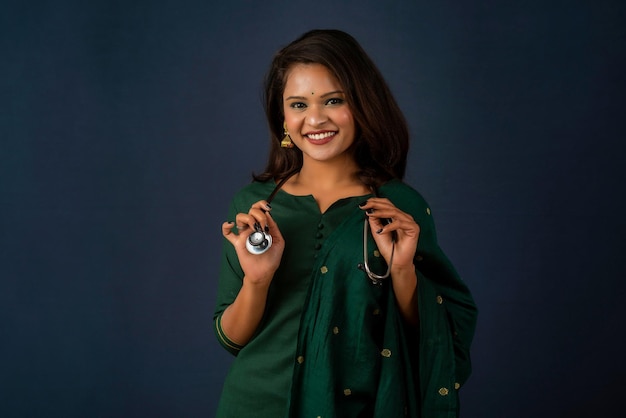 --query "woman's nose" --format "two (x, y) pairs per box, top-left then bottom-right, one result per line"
(306, 105), (328, 126)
